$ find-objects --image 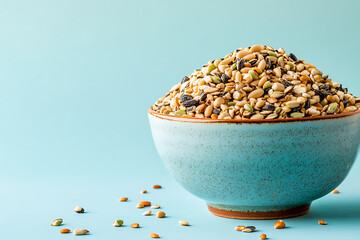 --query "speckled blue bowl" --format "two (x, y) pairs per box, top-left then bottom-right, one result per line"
(148, 109), (360, 219)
